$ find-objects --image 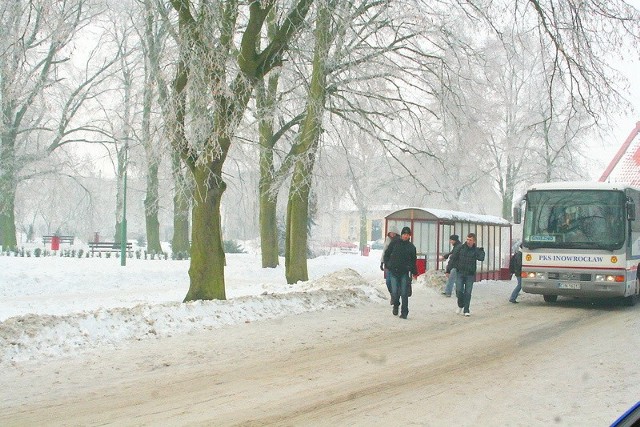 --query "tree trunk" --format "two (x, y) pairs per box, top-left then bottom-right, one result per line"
(259, 191), (279, 267)
(285, 157), (313, 283)
(171, 153), (191, 254)
(141, 39), (163, 254)
(256, 9), (282, 269)
(284, 1), (331, 284)
(257, 75), (280, 268)
(0, 194), (17, 249)
(185, 165), (226, 301)
(114, 144), (127, 243)
(502, 172), (515, 221)
(0, 117), (18, 248)
(359, 208), (368, 253)
(144, 161), (162, 253)
(172, 192), (191, 254)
